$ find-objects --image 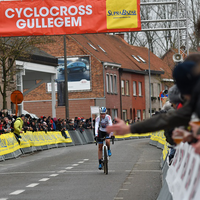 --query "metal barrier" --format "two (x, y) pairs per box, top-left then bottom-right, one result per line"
(68, 130), (83, 145)
(83, 129), (94, 143)
(0, 130), (151, 164)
